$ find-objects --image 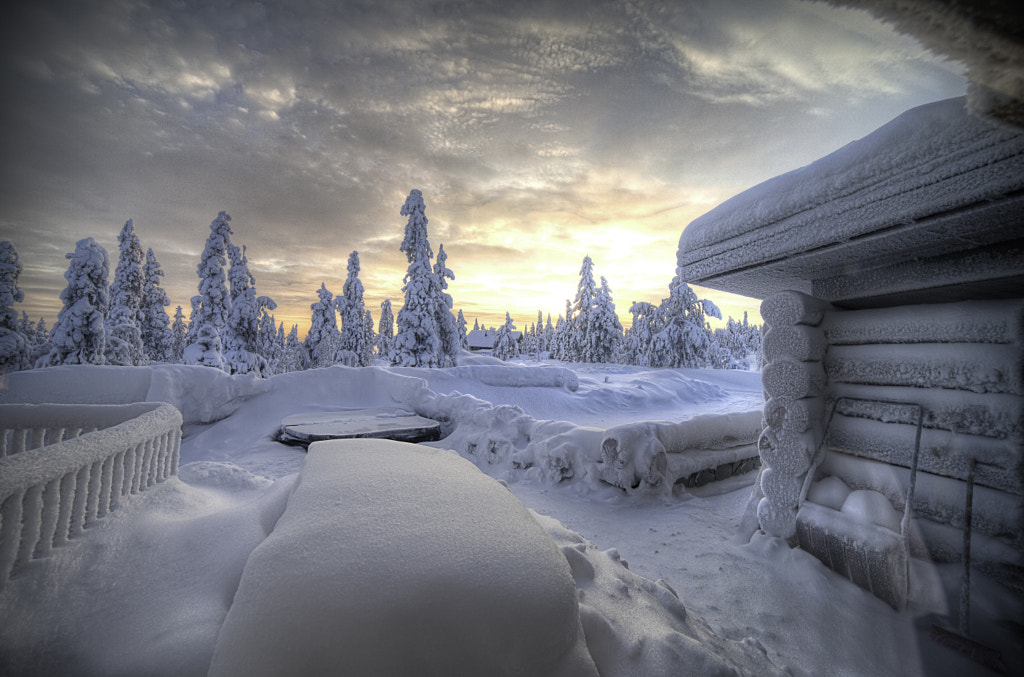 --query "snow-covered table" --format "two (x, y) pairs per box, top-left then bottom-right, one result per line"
(278, 407), (441, 445)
